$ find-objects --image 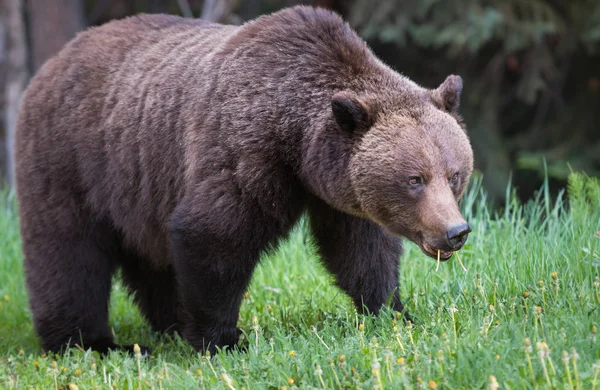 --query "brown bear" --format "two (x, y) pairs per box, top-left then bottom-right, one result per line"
(15, 6), (473, 355)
